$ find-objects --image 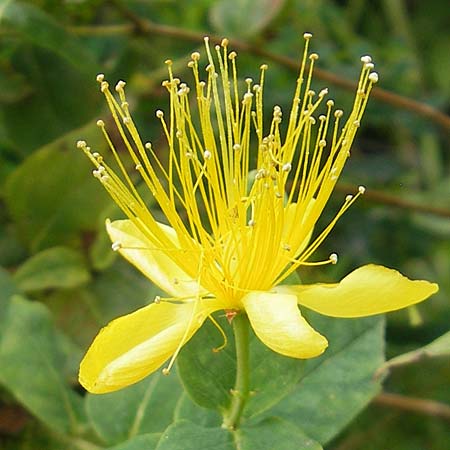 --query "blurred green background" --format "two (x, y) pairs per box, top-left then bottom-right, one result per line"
(0, 1), (449, 449)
